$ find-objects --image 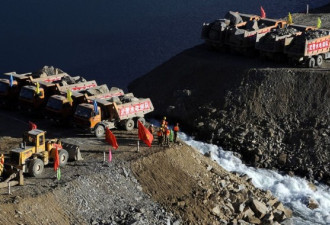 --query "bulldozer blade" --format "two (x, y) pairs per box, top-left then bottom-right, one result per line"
(61, 142), (83, 161)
